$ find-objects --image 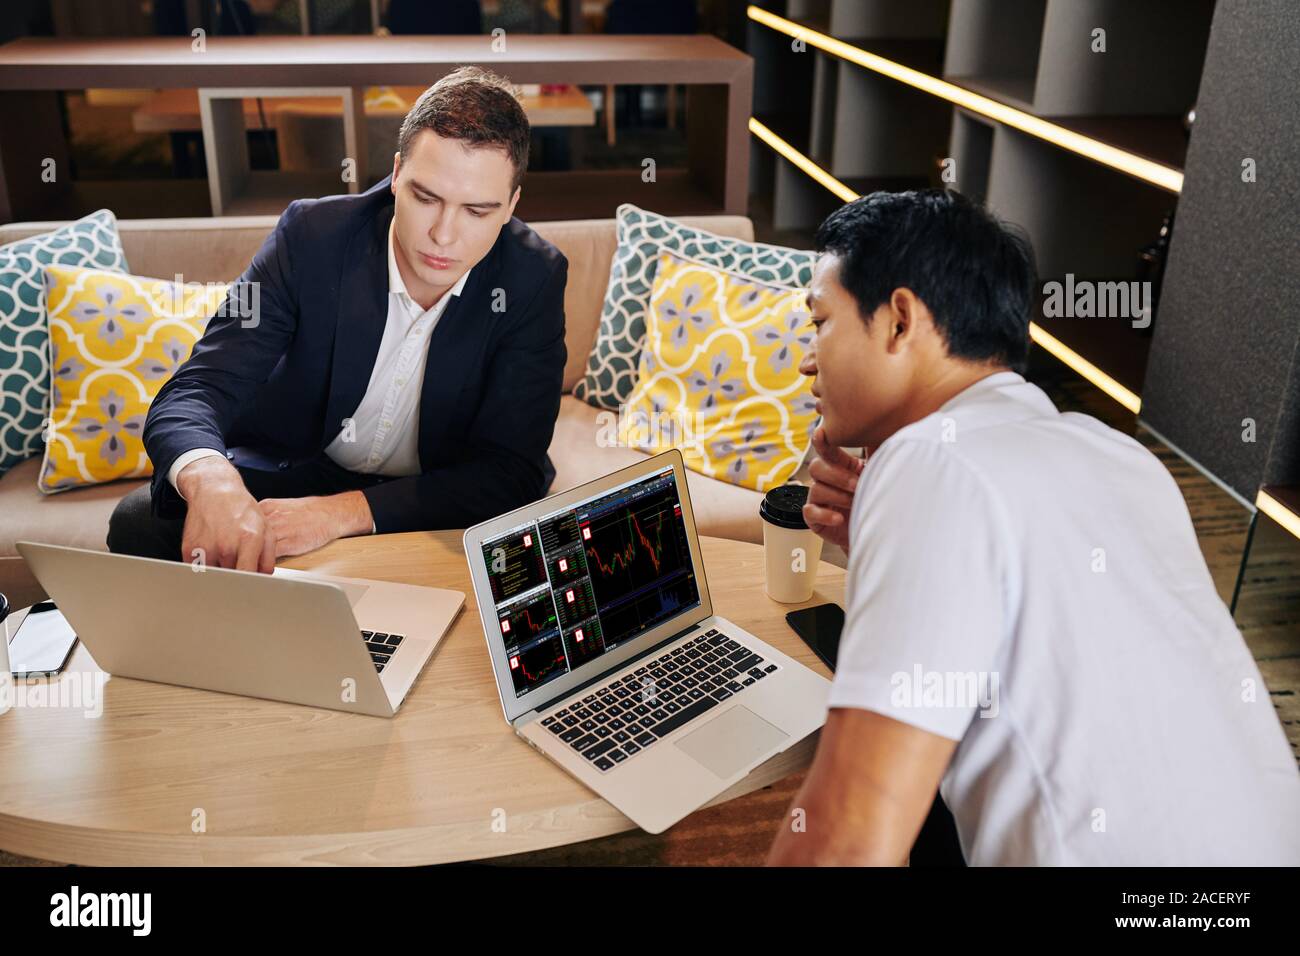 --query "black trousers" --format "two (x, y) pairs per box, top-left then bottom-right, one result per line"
(106, 452), (392, 562)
